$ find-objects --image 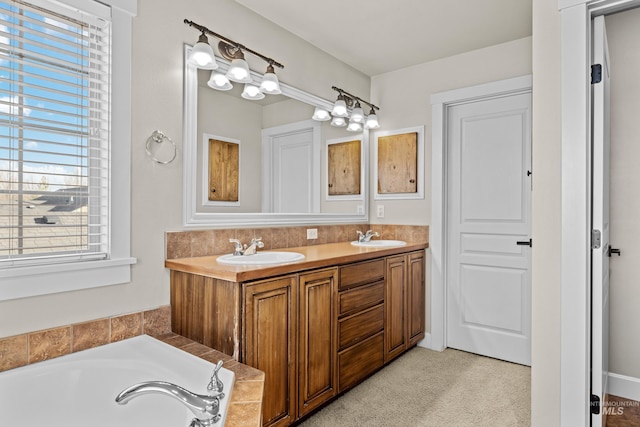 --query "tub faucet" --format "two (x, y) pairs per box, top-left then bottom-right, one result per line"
(229, 237), (264, 256)
(207, 360), (224, 394)
(356, 230), (380, 242)
(116, 381), (223, 426)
